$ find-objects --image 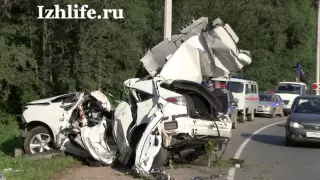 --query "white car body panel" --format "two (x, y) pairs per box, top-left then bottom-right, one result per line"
(22, 93), (78, 143)
(159, 36), (203, 83)
(140, 17), (252, 82)
(275, 93), (300, 109)
(275, 82), (308, 110)
(90, 90), (112, 111)
(112, 101), (134, 164)
(133, 111), (164, 174)
(26, 93), (74, 104)
(80, 119), (117, 165)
